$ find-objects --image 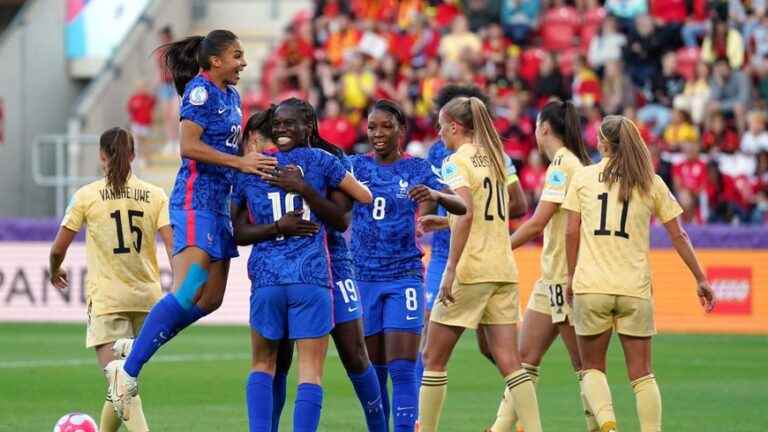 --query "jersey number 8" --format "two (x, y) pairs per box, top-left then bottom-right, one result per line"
(372, 197), (386, 220)
(268, 192), (311, 241)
